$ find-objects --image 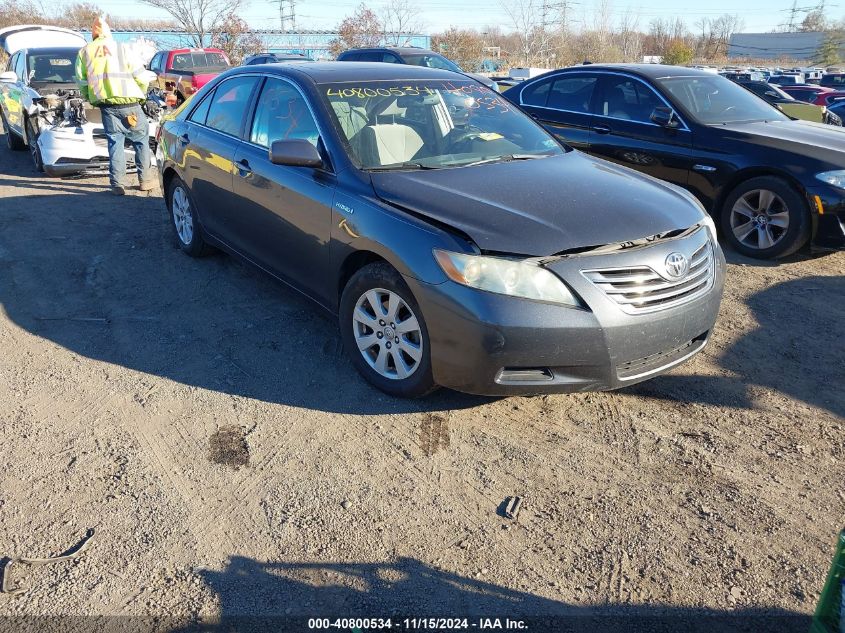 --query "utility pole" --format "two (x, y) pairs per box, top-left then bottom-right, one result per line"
(273, 0), (296, 31)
